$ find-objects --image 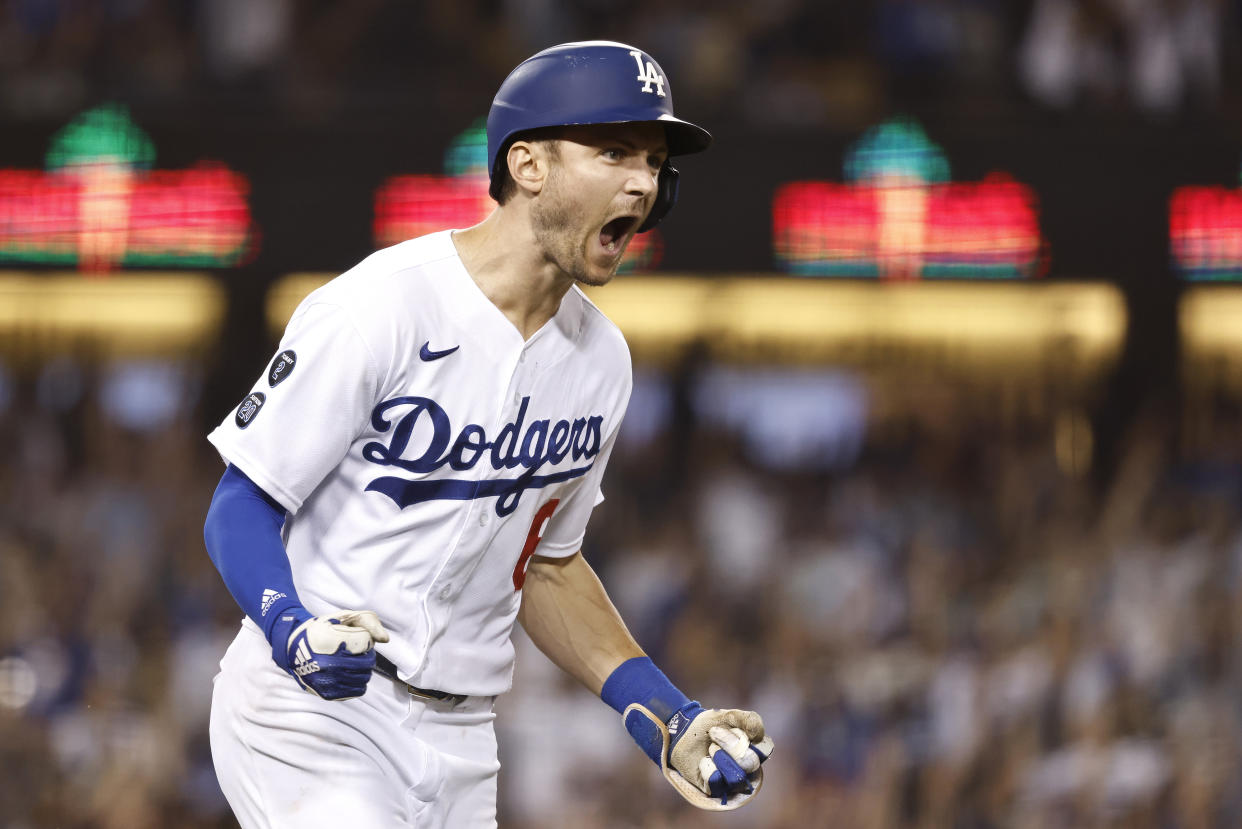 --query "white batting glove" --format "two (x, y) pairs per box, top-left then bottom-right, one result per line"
(624, 702), (775, 810)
